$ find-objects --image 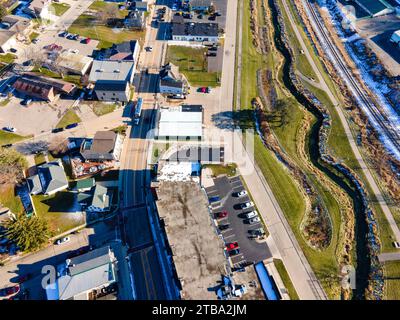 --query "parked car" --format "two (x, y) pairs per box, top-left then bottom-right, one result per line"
(84, 37), (91, 44)
(31, 38), (38, 44)
(145, 46), (153, 52)
(208, 196), (220, 203)
(233, 190), (247, 197)
(226, 242), (239, 251)
(9, 48), (17, 53)
(394, 241), (400, 249)
(65, 123), (78, 129)
(248, 227), (265, 236)
(247, 216), (261, 224)
(21, 98), (32, 106)
(52, 127), (64, 133)
(240, 201), (254, 209)
(3, 126), (16, 132)
(59, 31), (68, 37)
(215, 11), (222, 16)
(1, 143), (12, 148)
(207, 51), (217, 57)
(198, 86), (210, 93)
(228, 248), (240, 256)
(167, 94), (186, 100)
(216, 211), (228, 219)
(55, 236), (70, 245)
(244, 210), (258, 219)
(197, 14), (203, 19)
(218, 224), (230, 231)
(0, 285), (20, 297)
